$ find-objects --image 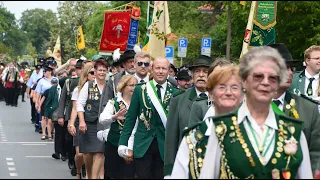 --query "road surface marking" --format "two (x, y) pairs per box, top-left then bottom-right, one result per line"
(6, 158), (13, 161)
(7, 162), (15, 166)
(22, 144), (46, 146)
(8, 167), (16, 171)
(9, 173), (18, 177)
